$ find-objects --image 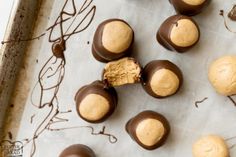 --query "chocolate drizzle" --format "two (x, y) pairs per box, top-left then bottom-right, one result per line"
(228, 96), (236, 106)
(220, 6), (236, 33)
(47, 125), (118, 144)
(23, 0), (97, 156)
(194, 97), (208, 108)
